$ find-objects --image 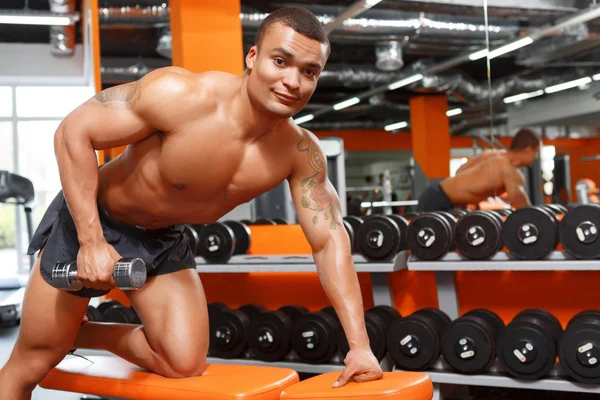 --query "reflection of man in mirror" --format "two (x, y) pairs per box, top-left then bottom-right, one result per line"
(416, 129), (541, 211)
